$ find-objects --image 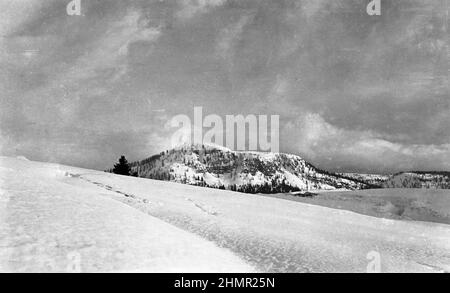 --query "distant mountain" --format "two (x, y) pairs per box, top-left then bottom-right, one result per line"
(129, 144), (373, 194)
(382, 172), (450, 189)
(338, 173), (390, 187)
(339, 172), (450, 189)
